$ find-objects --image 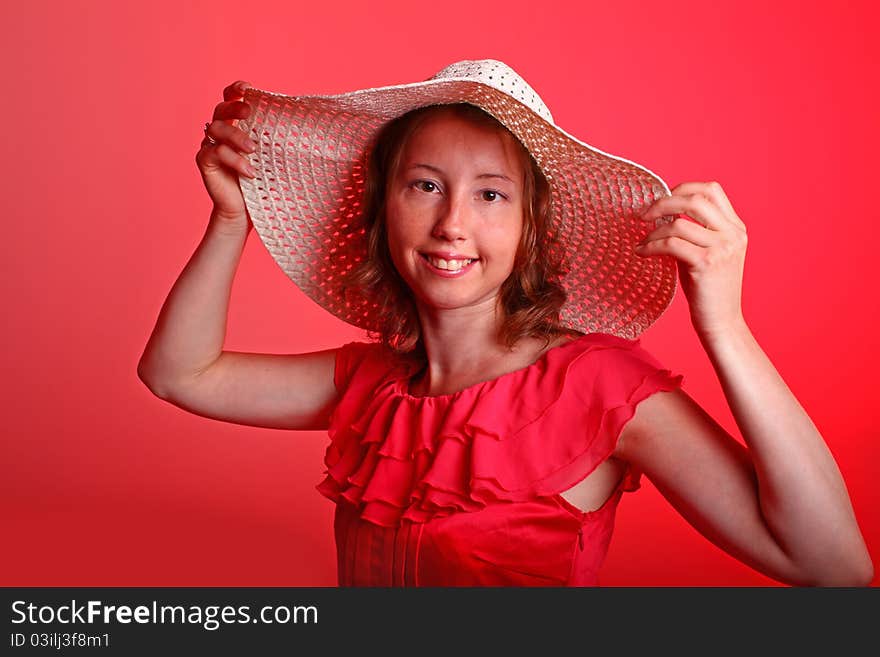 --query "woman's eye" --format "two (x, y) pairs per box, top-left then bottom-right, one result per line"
(414, 181), (438, 193)
(410, 181), (505, 202)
